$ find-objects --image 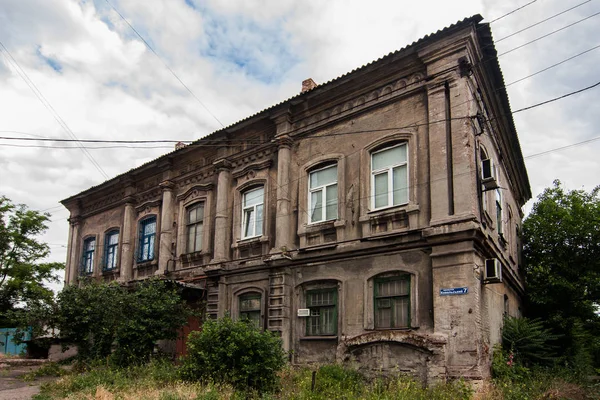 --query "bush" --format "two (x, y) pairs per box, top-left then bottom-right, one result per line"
(180, 316), (286, 392)
(501, 316), (559, 366)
